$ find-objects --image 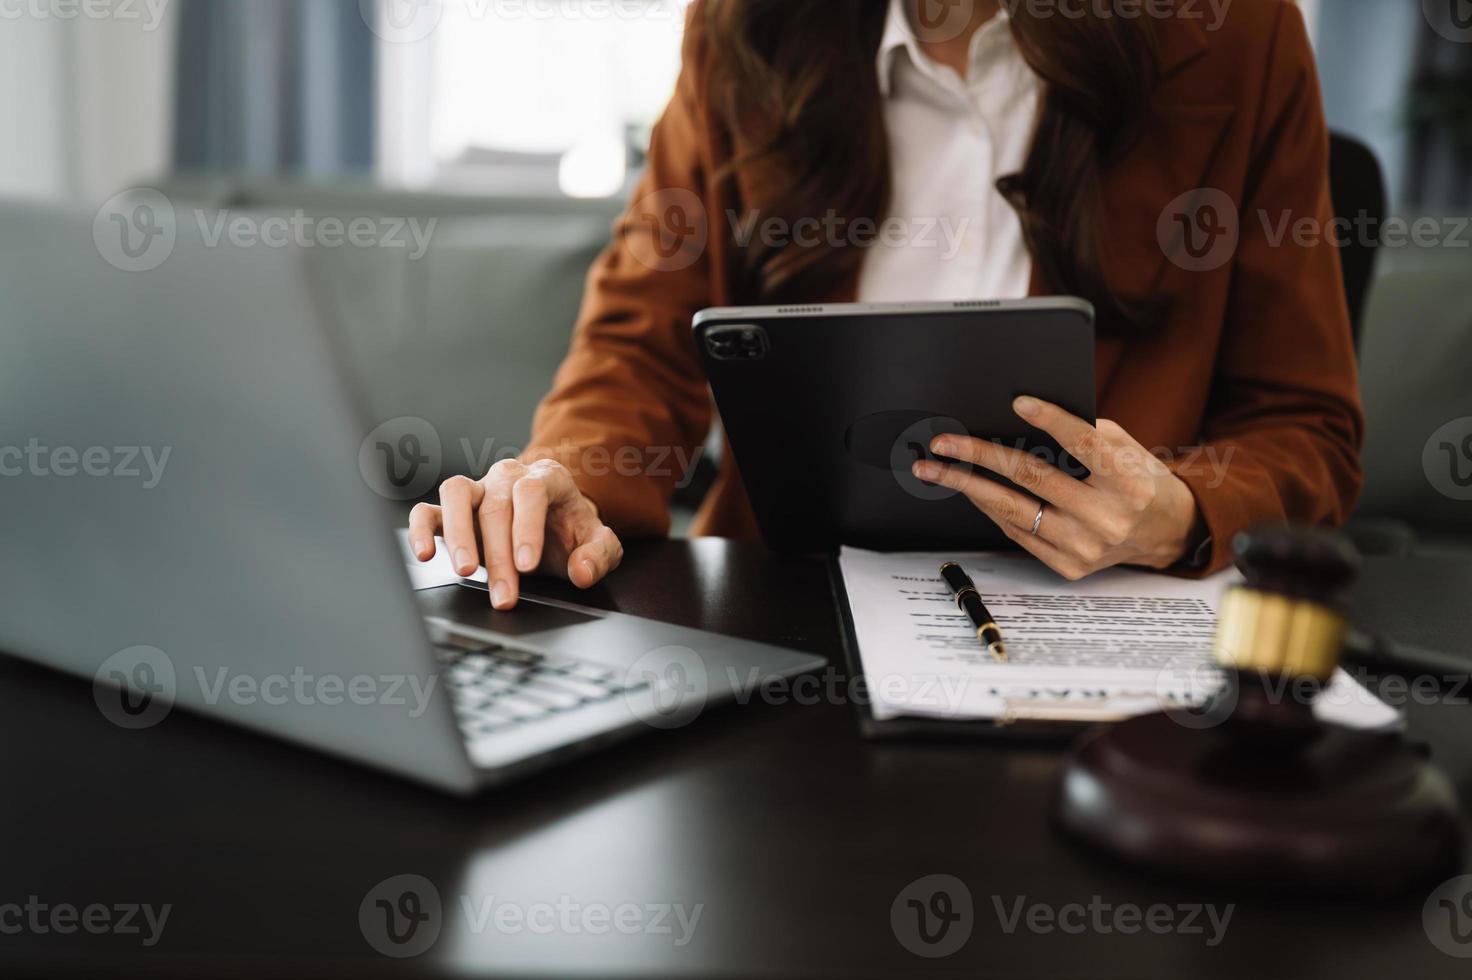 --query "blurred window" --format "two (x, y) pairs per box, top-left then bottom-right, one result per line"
(379, 0), (688, 197)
